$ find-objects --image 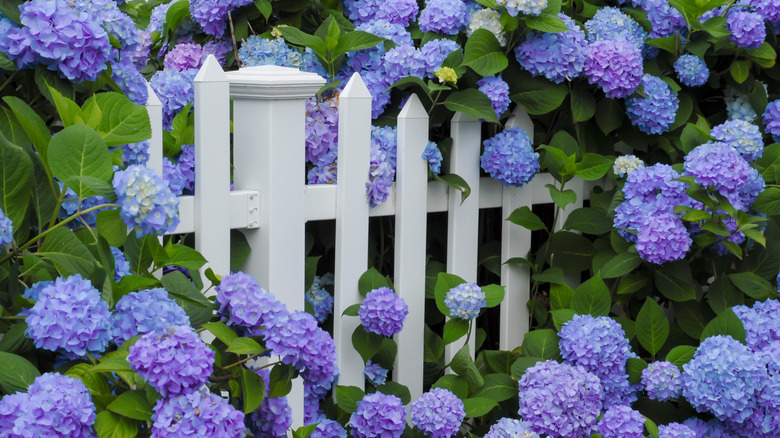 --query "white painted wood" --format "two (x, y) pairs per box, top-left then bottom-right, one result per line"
(393, 94), (429, 402)
(193, 56), (231, 280)
(145, 83), (163, 176)
(165, 190), (260, 235)
(444, 112), (481, 366)
(333, 74), (371, 392)
(226, 65), (325, 428)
